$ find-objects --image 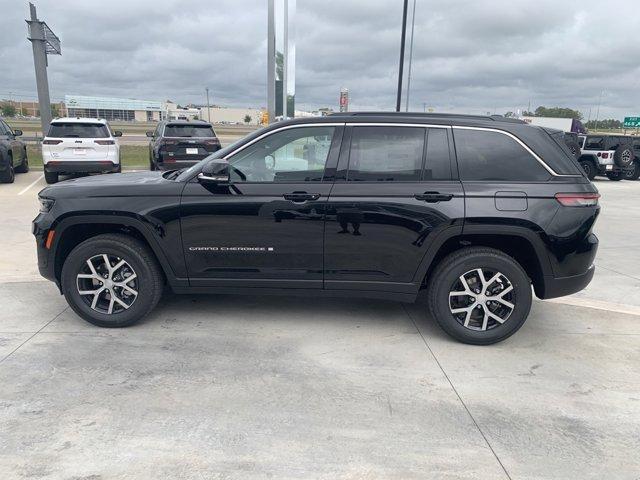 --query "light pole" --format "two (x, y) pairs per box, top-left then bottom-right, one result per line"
(396, 0), (409, 112)
(205, 87), (211, 123)
(404, 0), (417, 112)
(594, 90), (604, 131)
